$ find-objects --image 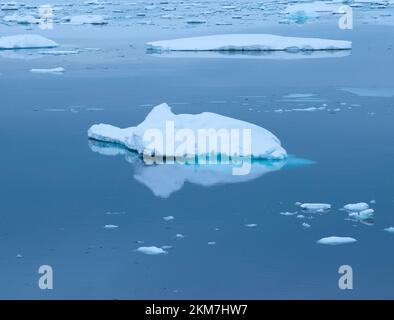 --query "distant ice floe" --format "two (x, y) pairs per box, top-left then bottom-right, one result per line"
(30, 67), (65, 74)
(3, 14), (38, 24)
(343, 202), (375, 224)
(317, 236), (357, 245)
(340, 87), (394, 98)
(147, 34), (351, 52)
(136, 246), (167, 255)
(163, 216), (175, 221)
(0, 34), (58, 50)
(65, 15), (108, 25)
(104, 224), (118, 229)
(343, 202), (370, 211)
(299, 203), (331, 213)
(384, 227), (394, 233)
(88, 103), (287, 160)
